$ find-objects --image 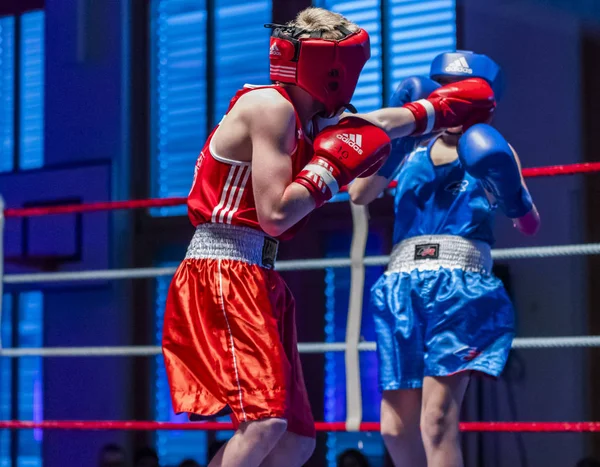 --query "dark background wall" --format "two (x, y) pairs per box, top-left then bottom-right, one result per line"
(459, 2), (590, 466)
(2, 0), (133, 465)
